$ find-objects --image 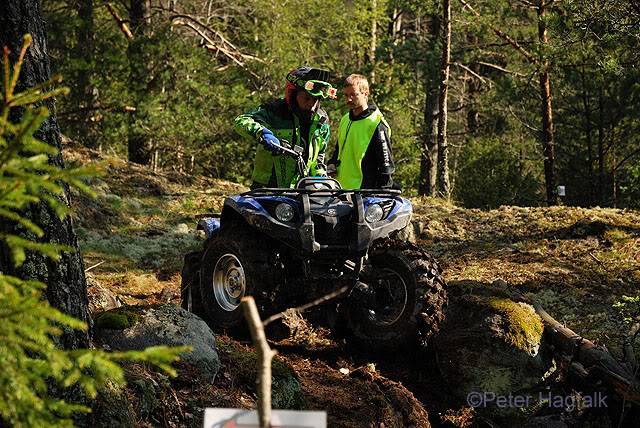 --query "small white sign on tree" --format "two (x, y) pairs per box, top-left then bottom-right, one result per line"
(204, 408), (326, 428)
